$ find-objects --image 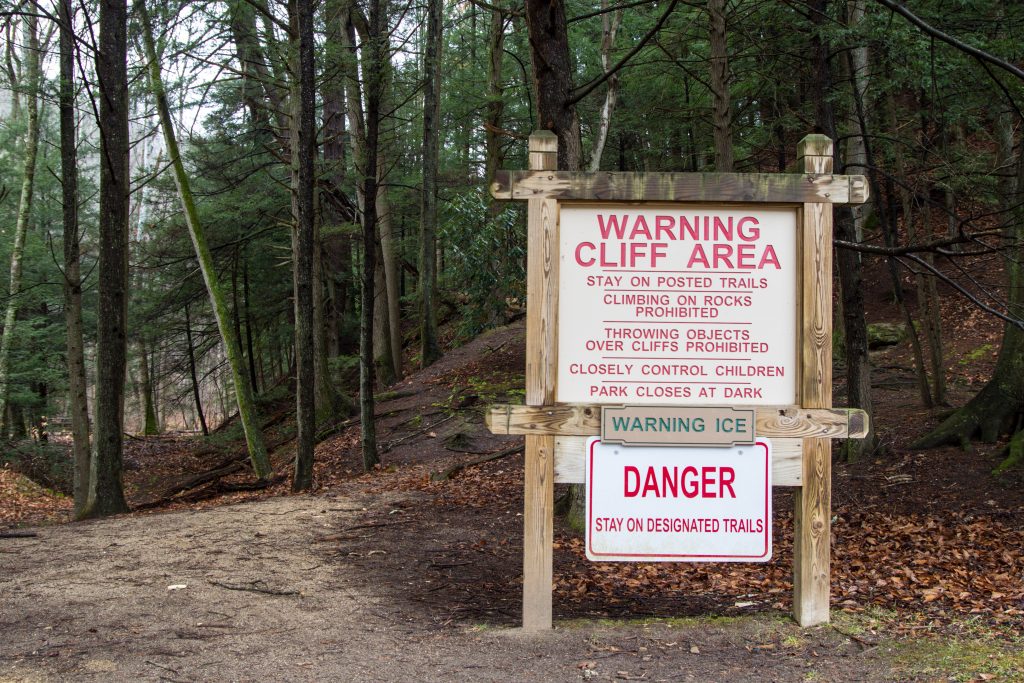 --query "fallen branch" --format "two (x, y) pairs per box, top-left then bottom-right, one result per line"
(430, 444), (525, 481)
(315, 407), (403, 443)
(207, 579), (299, 596)
(0, 531), (38, 539)
(382, 414), (456, 452)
